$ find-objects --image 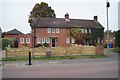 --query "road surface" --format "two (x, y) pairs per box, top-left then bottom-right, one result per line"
(2, 48), (119, 78)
